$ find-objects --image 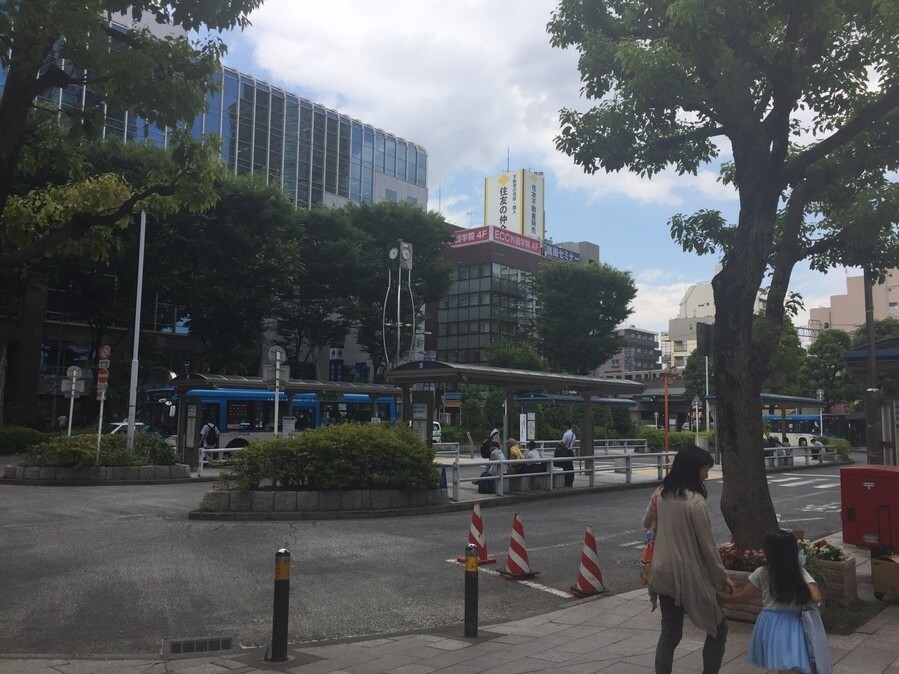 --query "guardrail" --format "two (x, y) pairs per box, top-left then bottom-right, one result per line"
(447, 445), (840, 501)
